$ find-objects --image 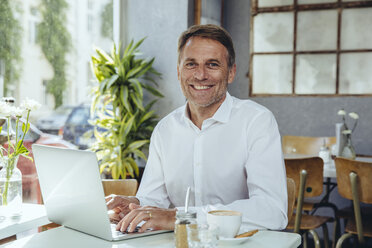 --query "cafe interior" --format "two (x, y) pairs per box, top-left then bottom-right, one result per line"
(1, 0), (372, 247)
